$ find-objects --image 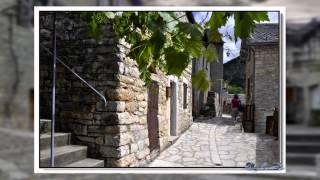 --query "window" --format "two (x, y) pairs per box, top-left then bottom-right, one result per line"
(183, 83), (188, 109)
(286, 87), (295, 102)
(192, 59), (196, 74)
(287, 87), (303, 103)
